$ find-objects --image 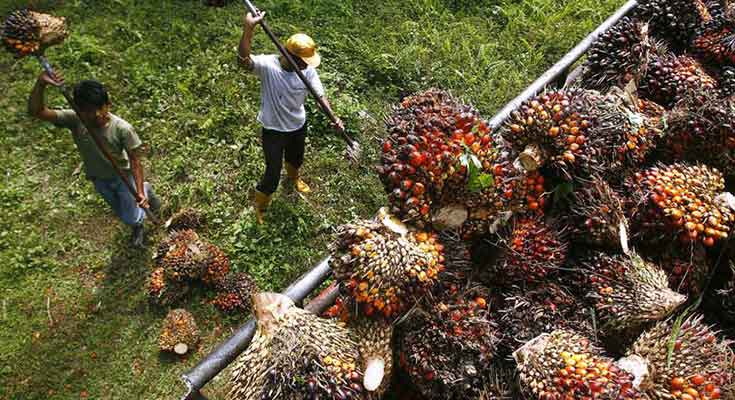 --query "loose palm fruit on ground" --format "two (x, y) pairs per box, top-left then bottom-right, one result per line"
(625, 163), (735, 247)
(380, 89), (502, 233)
(329, 213), (444, 321)
(622, 314), (735, 399)
(211, 272), (258, 314)
(158, 309), (200, 355)
(145, 267), (188, 306)
(229, 293), (369, 400)
(568, 176), (629, 249)
(514, 330), (645, 399)
(1, 9), (67, 58)
(573, 253), (686, 340)
(164, 207), (204, 232)
(397, 286), (501, 400)
(498, 282), (593, 356)
(582, 17), (651, 91)
(492, 216), (568, 285)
